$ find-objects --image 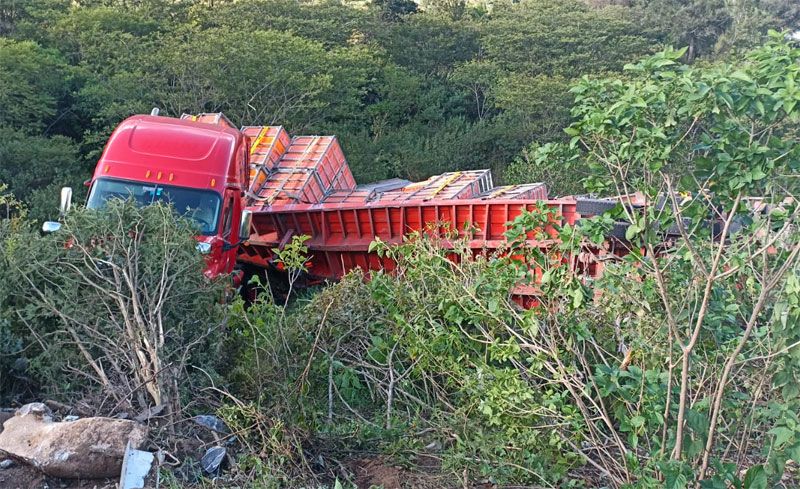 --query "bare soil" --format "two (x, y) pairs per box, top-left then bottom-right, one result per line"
(352, 457), (404, 489)
(0, 463), (115, 489)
